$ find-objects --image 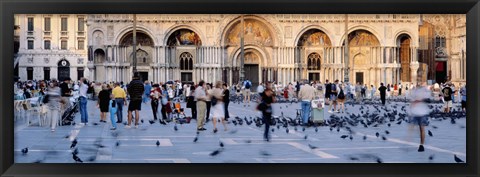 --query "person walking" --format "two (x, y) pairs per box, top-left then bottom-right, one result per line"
(46, 79), (62, 132)
(205, 84), (213, 122)
(378, 83), (387, 105)
(150, 84), (161, 121)
(370, 85), (376, 99)
(97, 84), (110, 123)
(143, 81), (152, 103)
(59, 77), (72, 112)
(407, 82), (432, 152)
(112, 82), (127, 123)
(257, 84), (275, 142)
(361, 84), (367, 99)
(79, 78), (89, 125)
(355, 82), (362, 102)
(328, 80), (339, 113)
(187, 85), (197, 120)
(223, 83), (230, 121)
(211, 81), (228, 133)
(298, 80), (316, 126)
(398, 83), (403, 96)
(126, 73), (144, 129)
(325, 80), (331, 105)
(336, 84), (346, 113)
(109, 94), (118, 130)
(161, 85), (169, 121)
(195, 80), (208, 131)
